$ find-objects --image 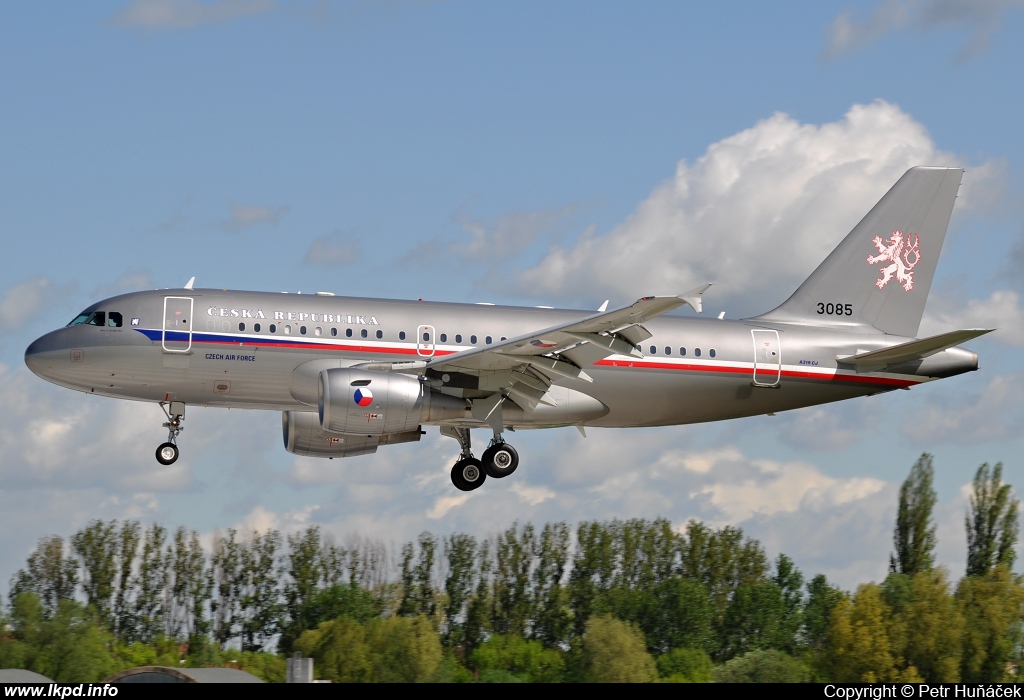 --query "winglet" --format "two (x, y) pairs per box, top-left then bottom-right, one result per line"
(680, 283), (712, 313)
(184, 276), (195, 290)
